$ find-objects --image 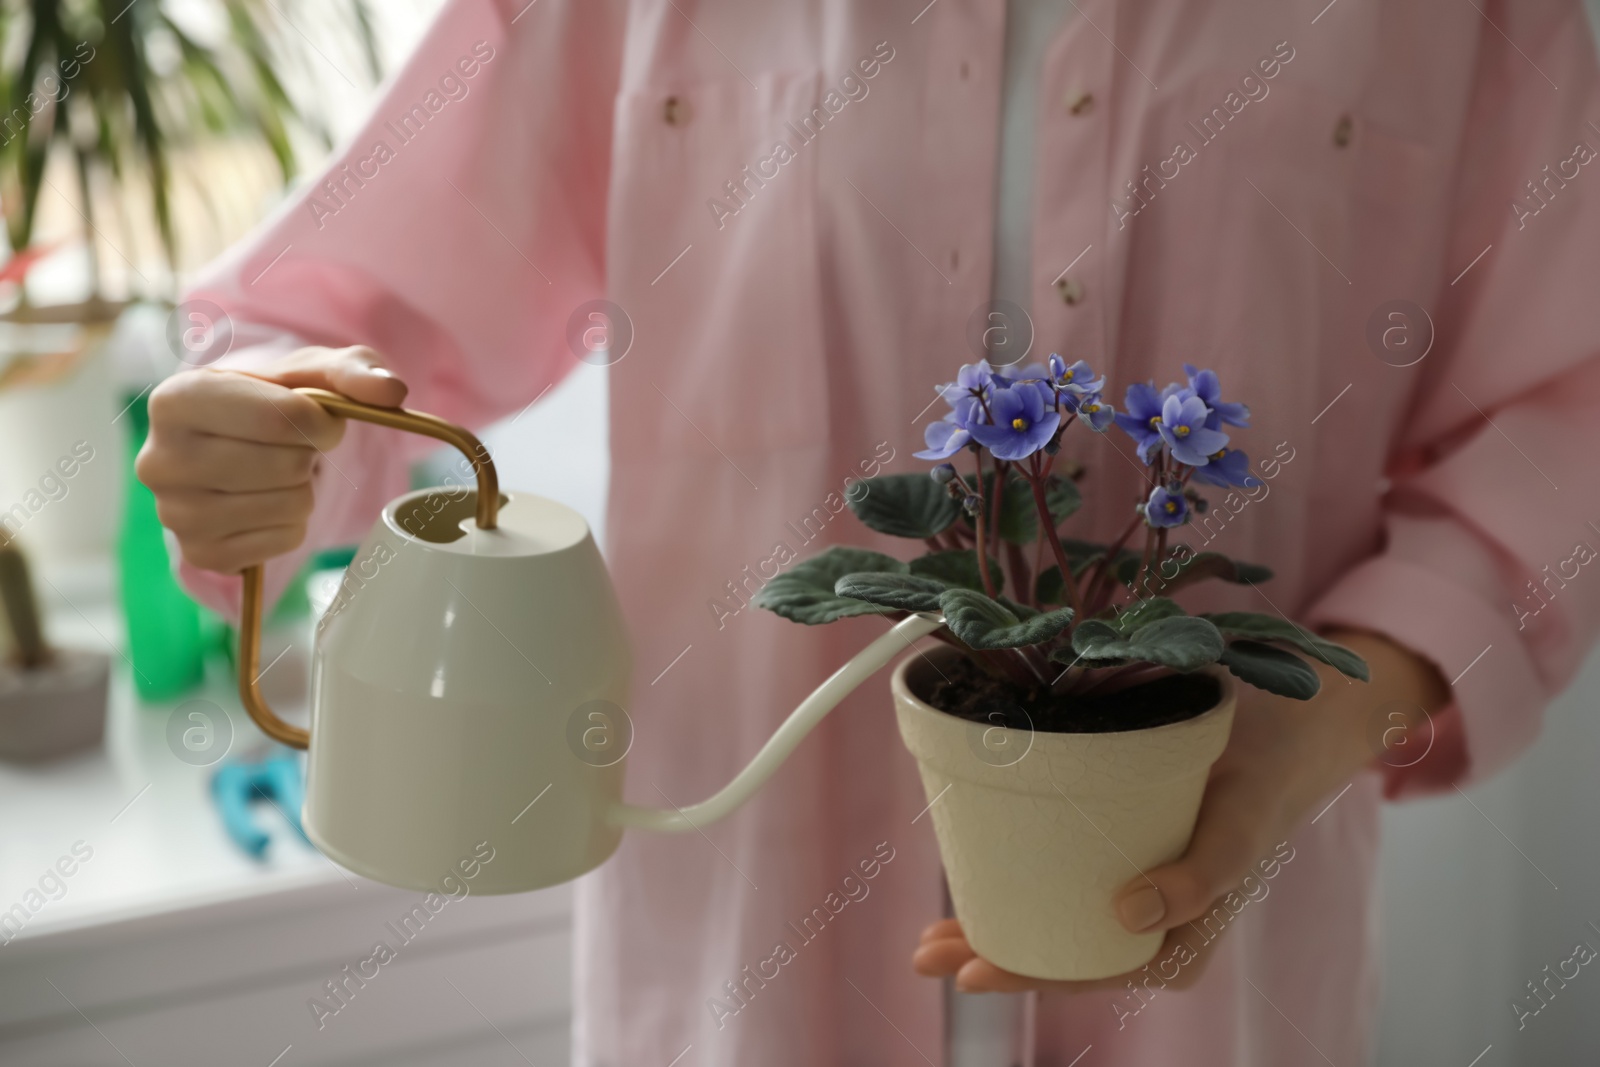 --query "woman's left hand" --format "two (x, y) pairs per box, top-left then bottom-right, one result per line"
(911, 629), (1449, 994)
